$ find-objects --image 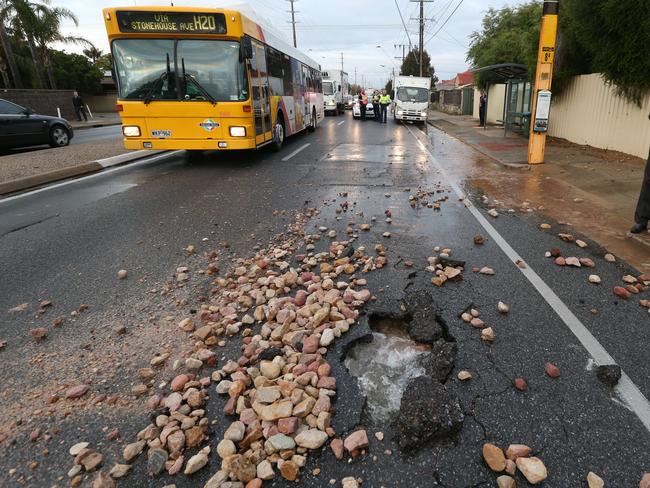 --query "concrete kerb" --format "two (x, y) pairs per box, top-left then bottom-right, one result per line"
(0, 150), (167, 196)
